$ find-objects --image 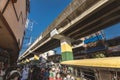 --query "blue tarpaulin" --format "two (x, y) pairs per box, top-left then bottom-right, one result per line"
(84, 35), (103, 44)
